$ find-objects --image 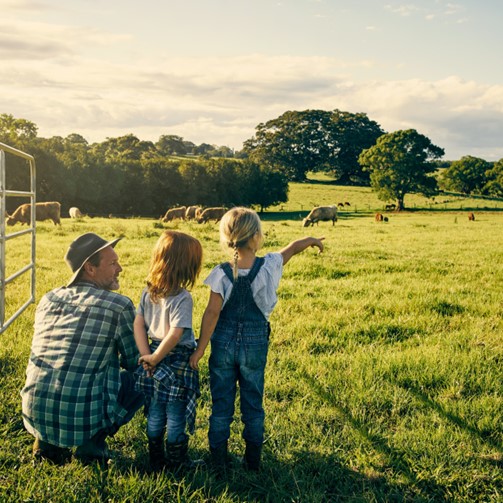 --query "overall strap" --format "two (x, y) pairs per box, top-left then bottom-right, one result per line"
(219, 257), (265, 283)
(246, 257), (265, 283)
